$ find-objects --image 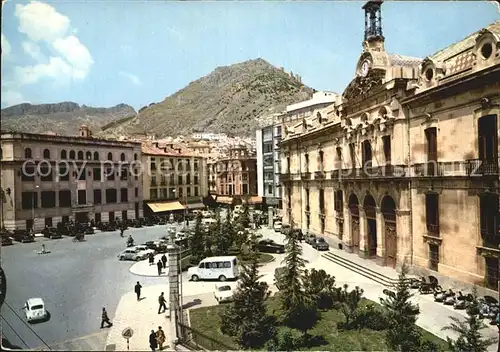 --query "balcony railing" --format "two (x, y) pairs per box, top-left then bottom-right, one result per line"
(279, 173), (291, 183)
(465, 159), (499, 177)
(73, 202), (93, 208)
(426, 223), (440, 236)
(334, 165), (408, 180)
(301, 172), (311, 180)
(314, 171), (325, 180)
(481, 232), (500, 250)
